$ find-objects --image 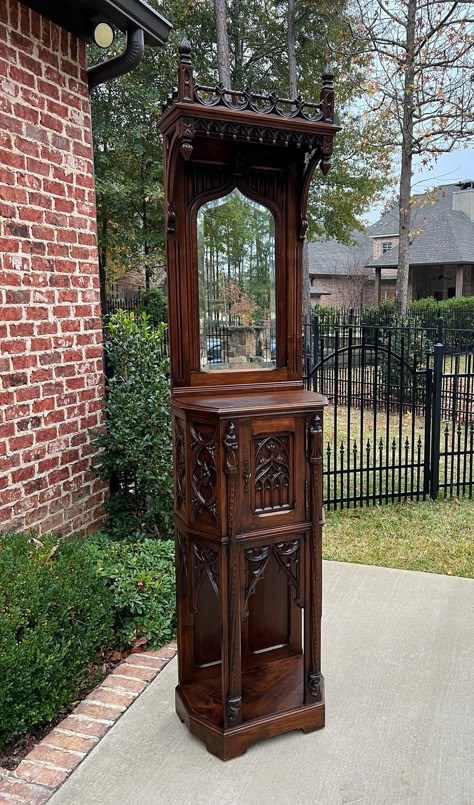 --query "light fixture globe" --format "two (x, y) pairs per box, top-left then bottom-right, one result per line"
(93, 22), (115, 49)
